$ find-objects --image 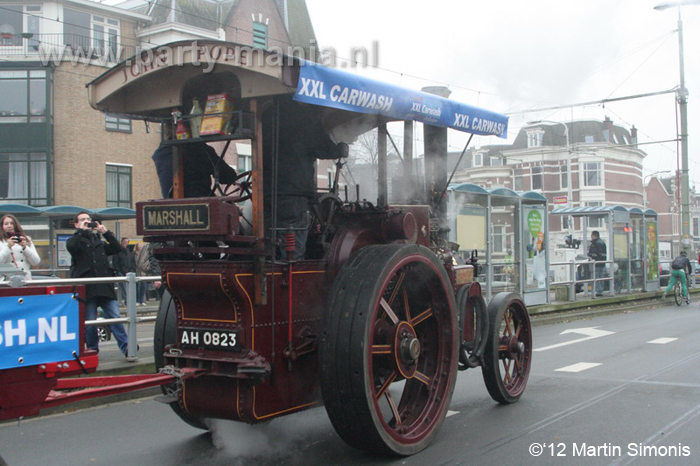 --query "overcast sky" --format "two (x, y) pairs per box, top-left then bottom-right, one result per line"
(306, 0), (700, 187)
